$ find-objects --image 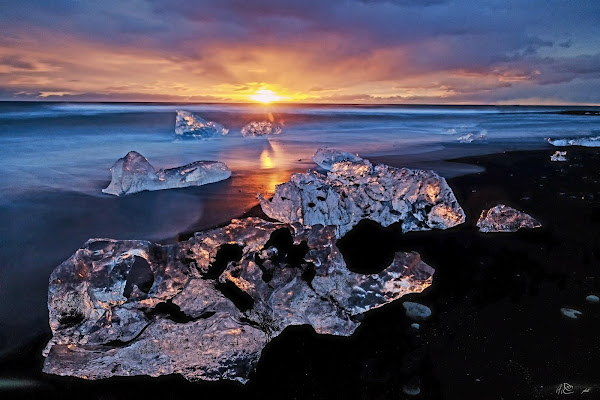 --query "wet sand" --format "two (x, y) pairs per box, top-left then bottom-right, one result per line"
(1, 147), (599, 399)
